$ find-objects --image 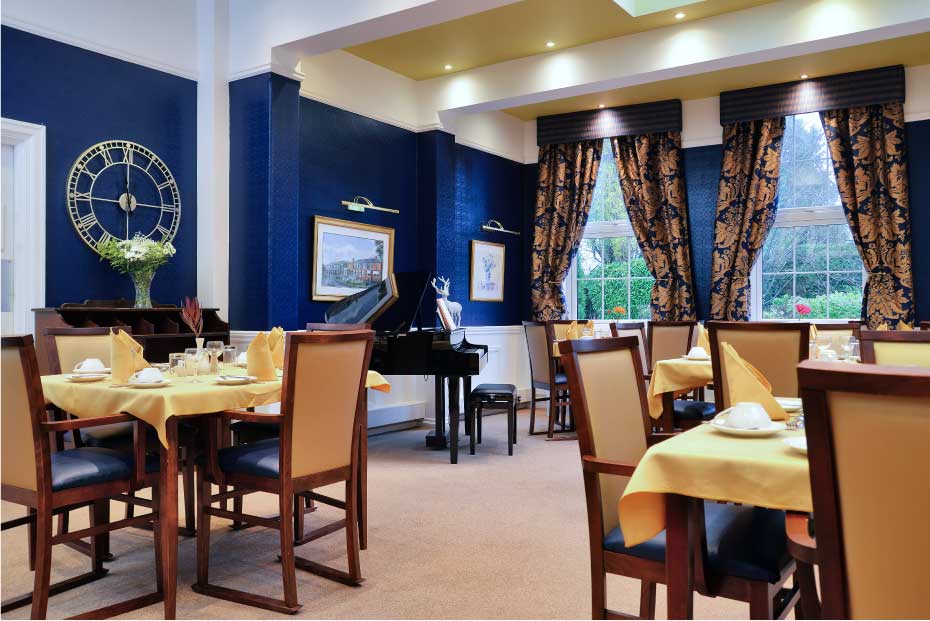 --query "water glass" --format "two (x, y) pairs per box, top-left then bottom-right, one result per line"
(168, 353), (187, 378)
(223, 345), (238, 370)
(848, 339), (860, 363)
(184, 347), (203, 382)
